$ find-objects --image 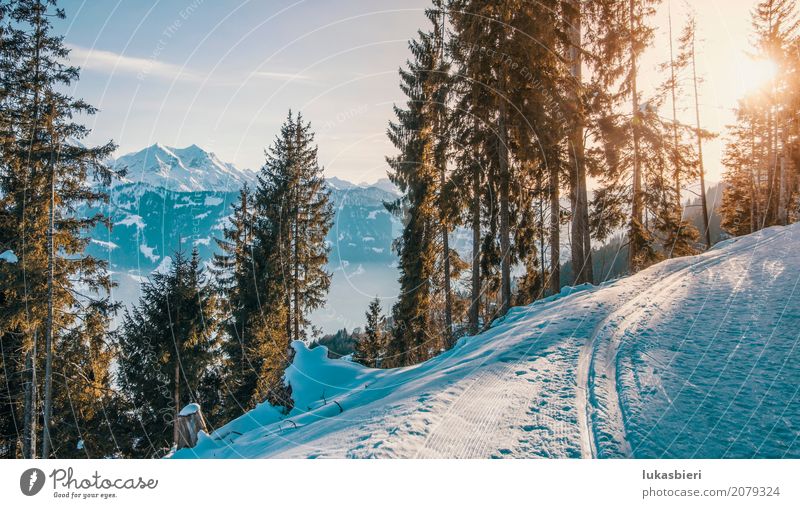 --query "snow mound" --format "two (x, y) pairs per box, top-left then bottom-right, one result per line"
(174, 223), (800, 459)
(179, 403), (201, 417)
